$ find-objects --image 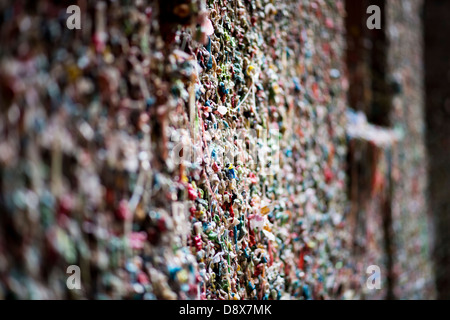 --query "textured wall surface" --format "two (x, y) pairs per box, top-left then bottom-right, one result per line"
(344, 0), (434, 299)
(0, 0), (351, 300)
(0, 0), (437, 300)
(387, 0), (435, 299)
